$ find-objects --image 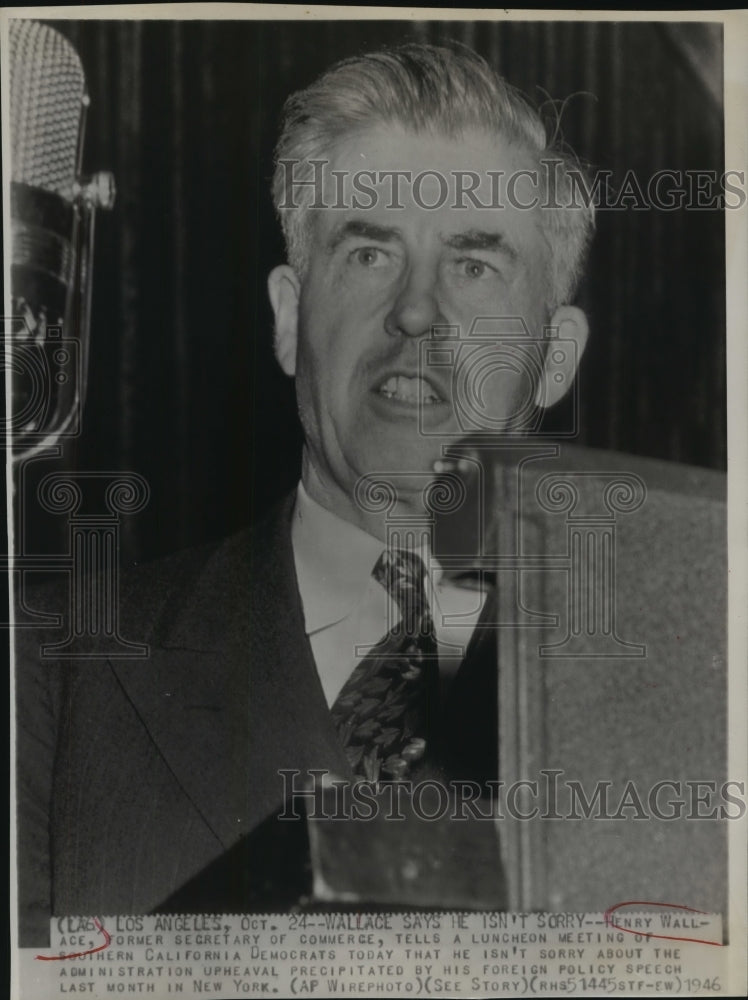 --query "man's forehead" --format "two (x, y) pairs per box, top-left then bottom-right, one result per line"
(300, 124), (546, 245)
